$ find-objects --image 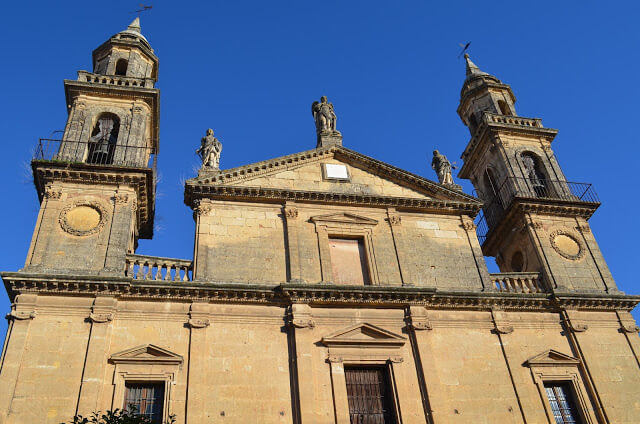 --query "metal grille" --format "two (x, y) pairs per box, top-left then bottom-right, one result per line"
(345, 367), (397, 424)
(544, 382), (581, 424)
(124, 382), (165, 423)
